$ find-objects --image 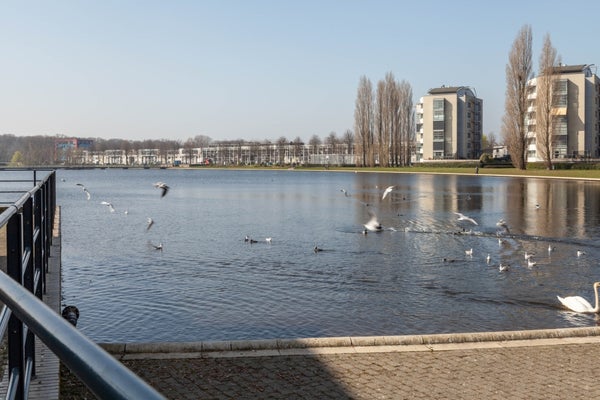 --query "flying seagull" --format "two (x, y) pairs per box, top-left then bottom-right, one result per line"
(146, 217), (154, 230)
(76, 183), (91, 200)
(382, 186), (394, 200)
(454, 212), (478, 225)
(153, 182), (170, 197)
(100, 201), (115, 213)
(340, 188), (350, 197)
